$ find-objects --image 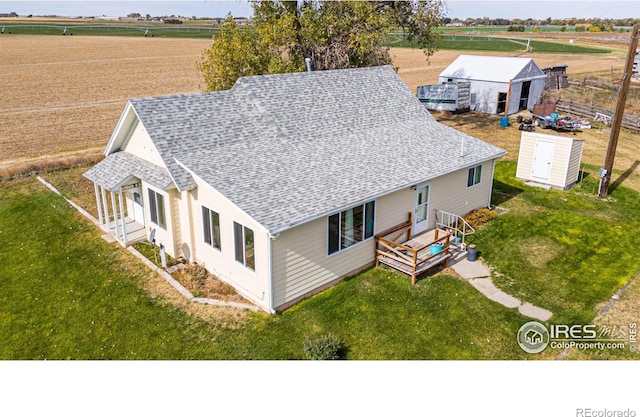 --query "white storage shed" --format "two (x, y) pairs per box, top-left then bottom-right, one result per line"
(439, 55), (547, 116)
(516, 131), (585, 190)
